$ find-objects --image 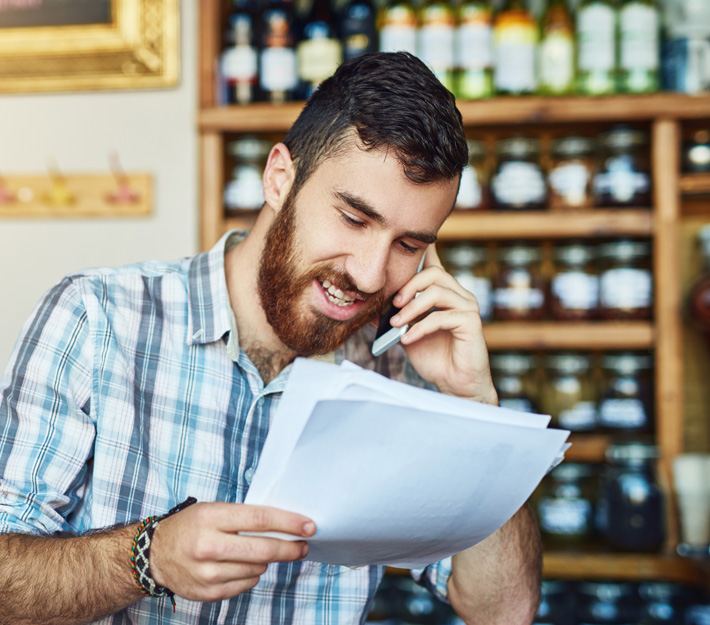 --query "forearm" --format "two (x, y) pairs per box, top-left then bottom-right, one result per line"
(0, 525), (144, 625)
(447, 503), (542, 625)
